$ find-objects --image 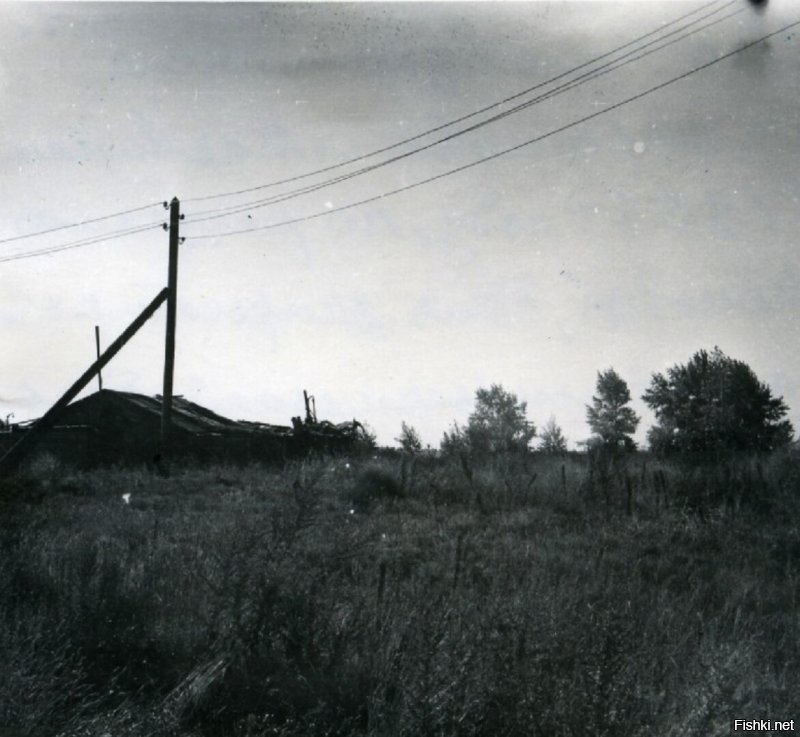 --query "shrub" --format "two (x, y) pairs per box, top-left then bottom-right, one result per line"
(351, 465), (403, 511)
